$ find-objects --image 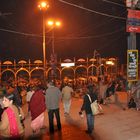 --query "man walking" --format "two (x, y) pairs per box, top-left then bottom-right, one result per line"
(62, 83), (74, 115)
(45, 81), (62, 134)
